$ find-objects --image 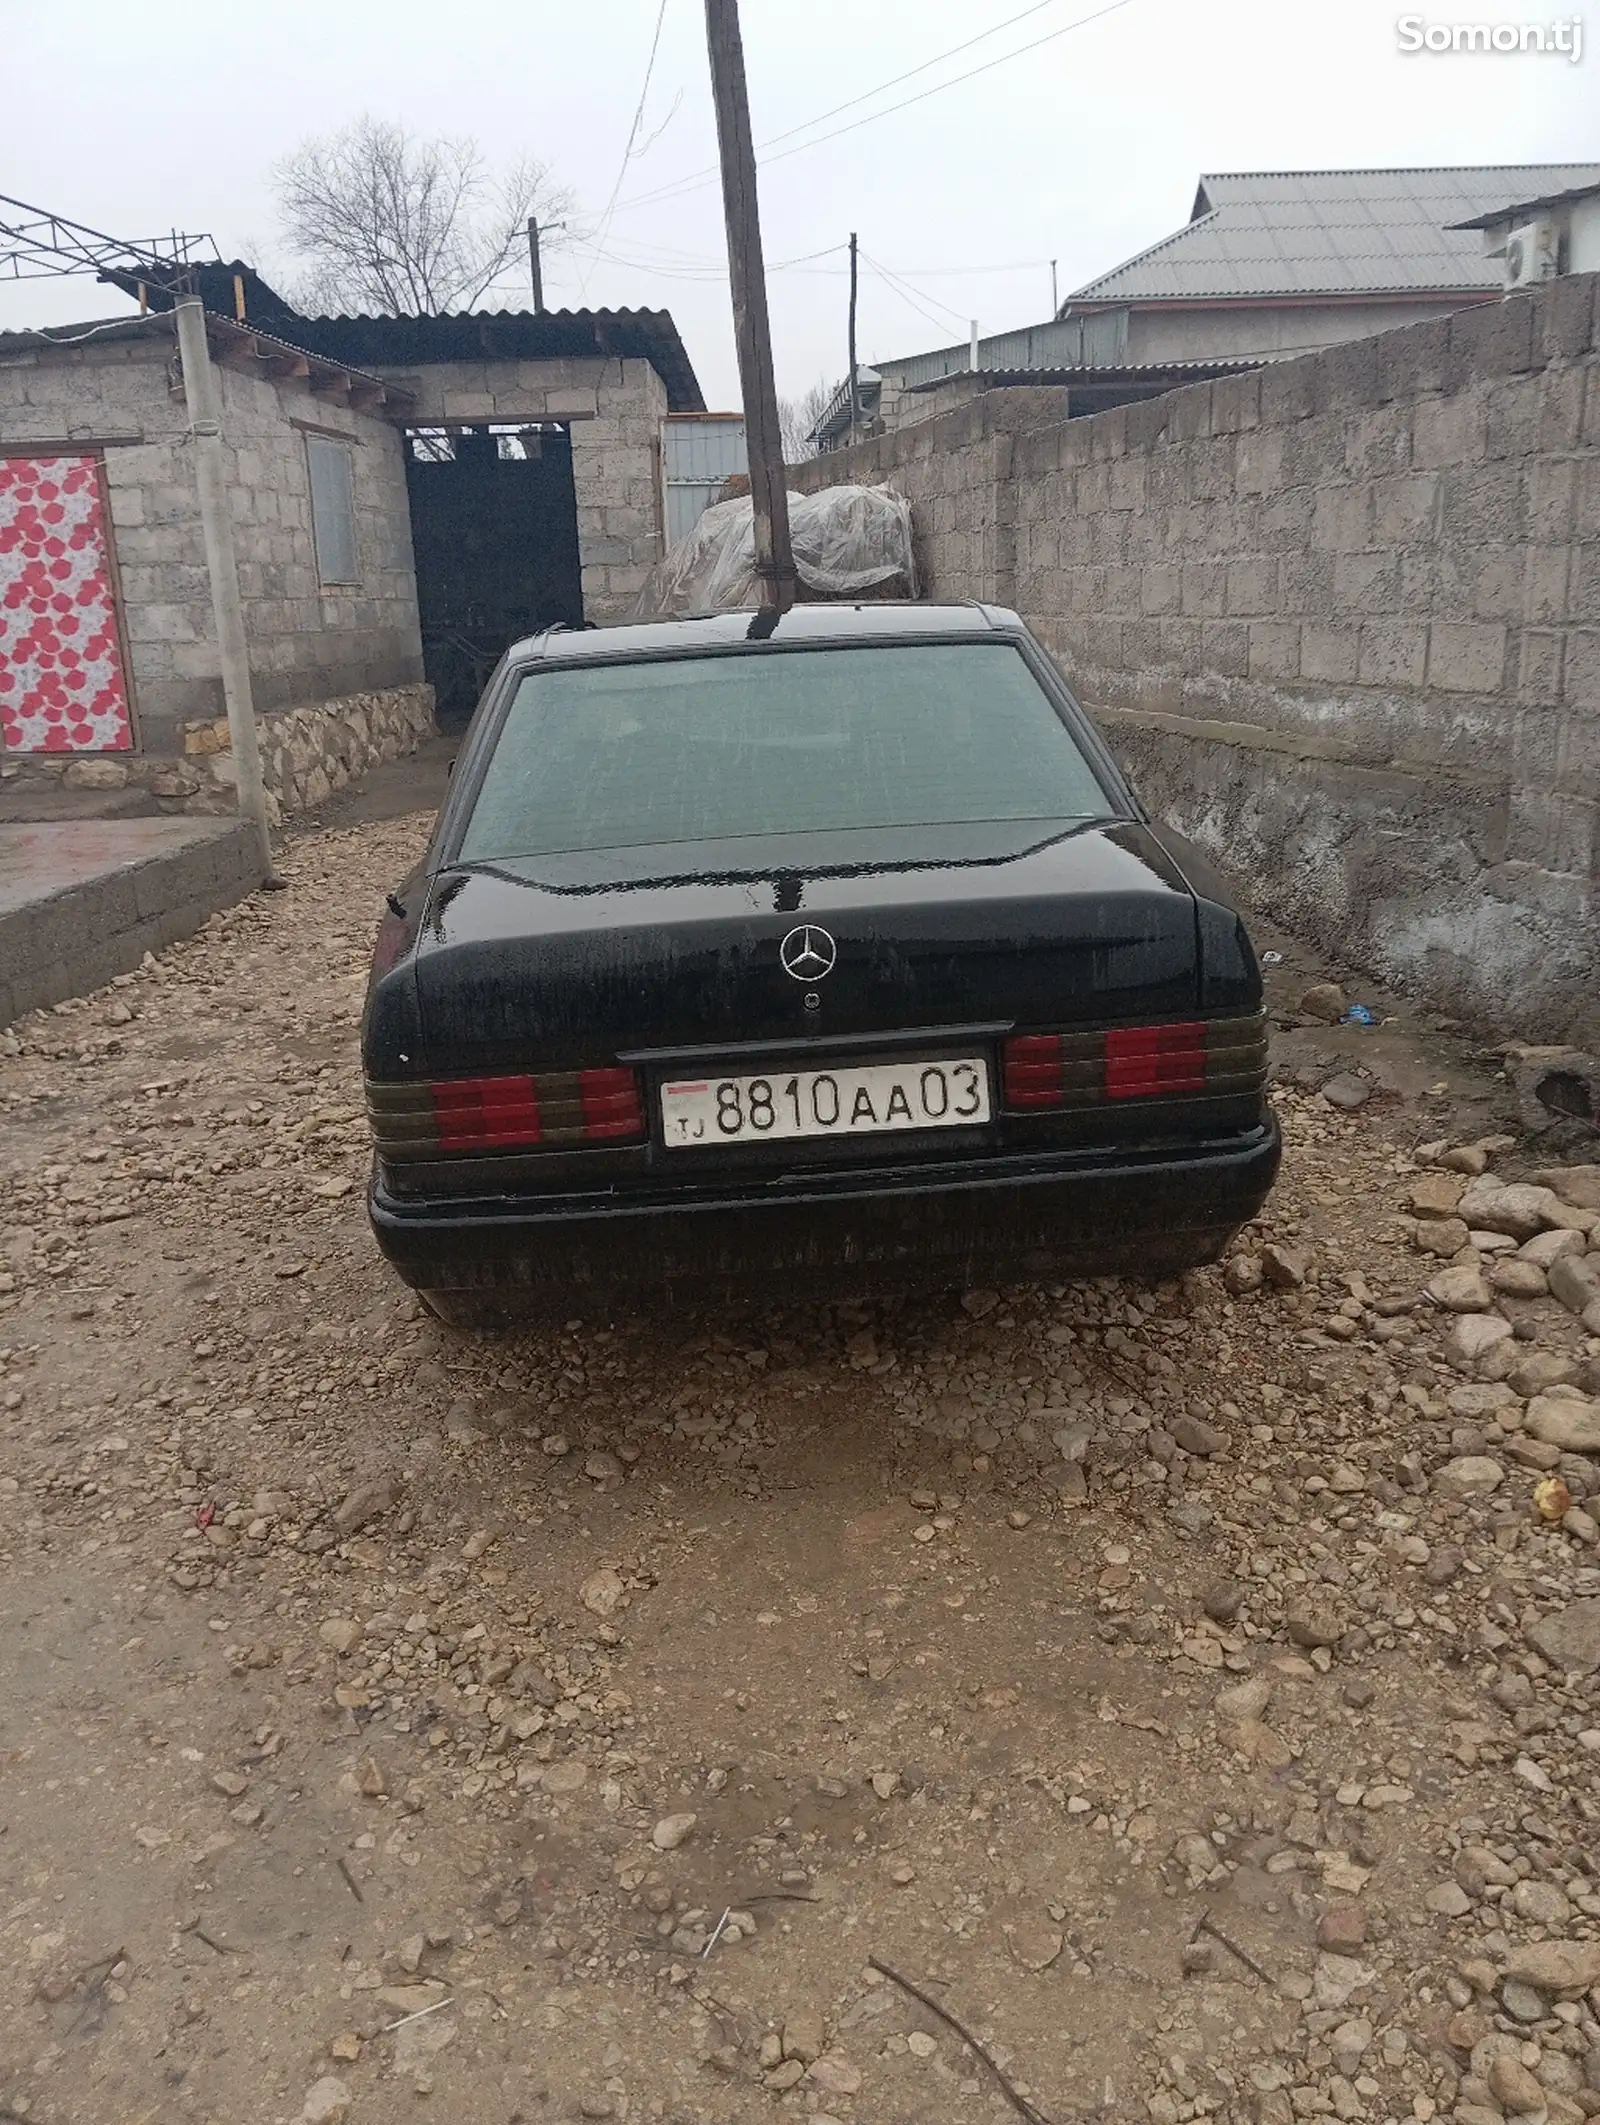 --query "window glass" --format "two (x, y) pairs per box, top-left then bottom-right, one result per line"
(460, 642), (1111, 860)
(307, 434), (358, 585)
